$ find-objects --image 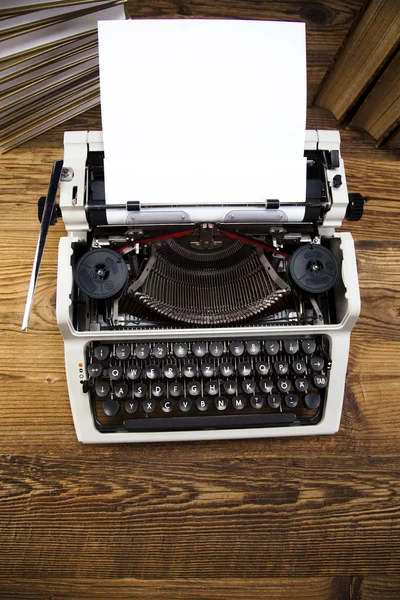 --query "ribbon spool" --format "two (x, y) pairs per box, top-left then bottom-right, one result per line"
(75, 248), (128, 300)
(288, 245), (339, 294)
